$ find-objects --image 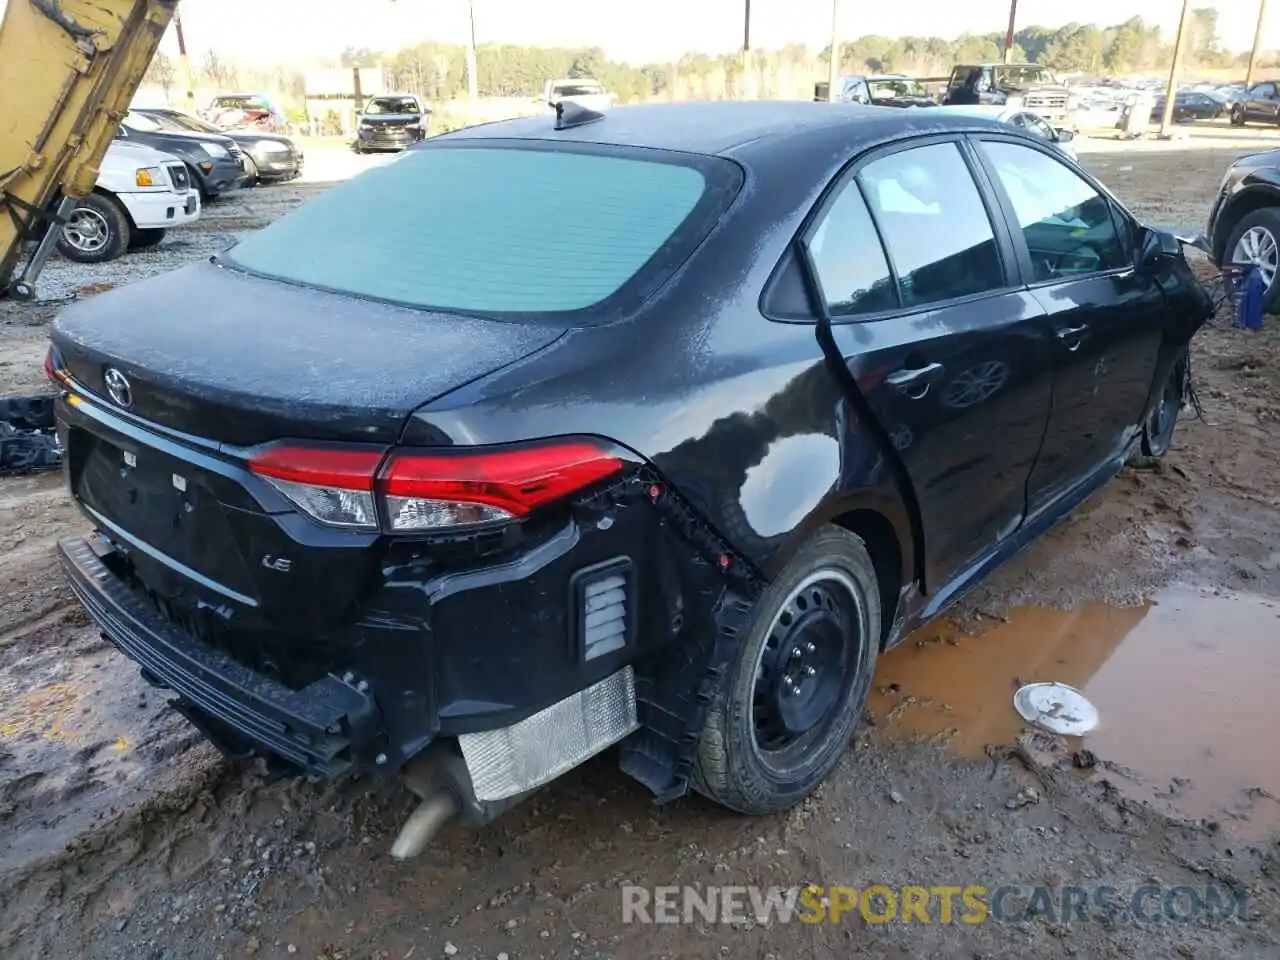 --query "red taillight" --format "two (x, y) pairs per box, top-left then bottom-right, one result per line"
(249, 444), (385, 490)
(248, 438), (624, 533)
